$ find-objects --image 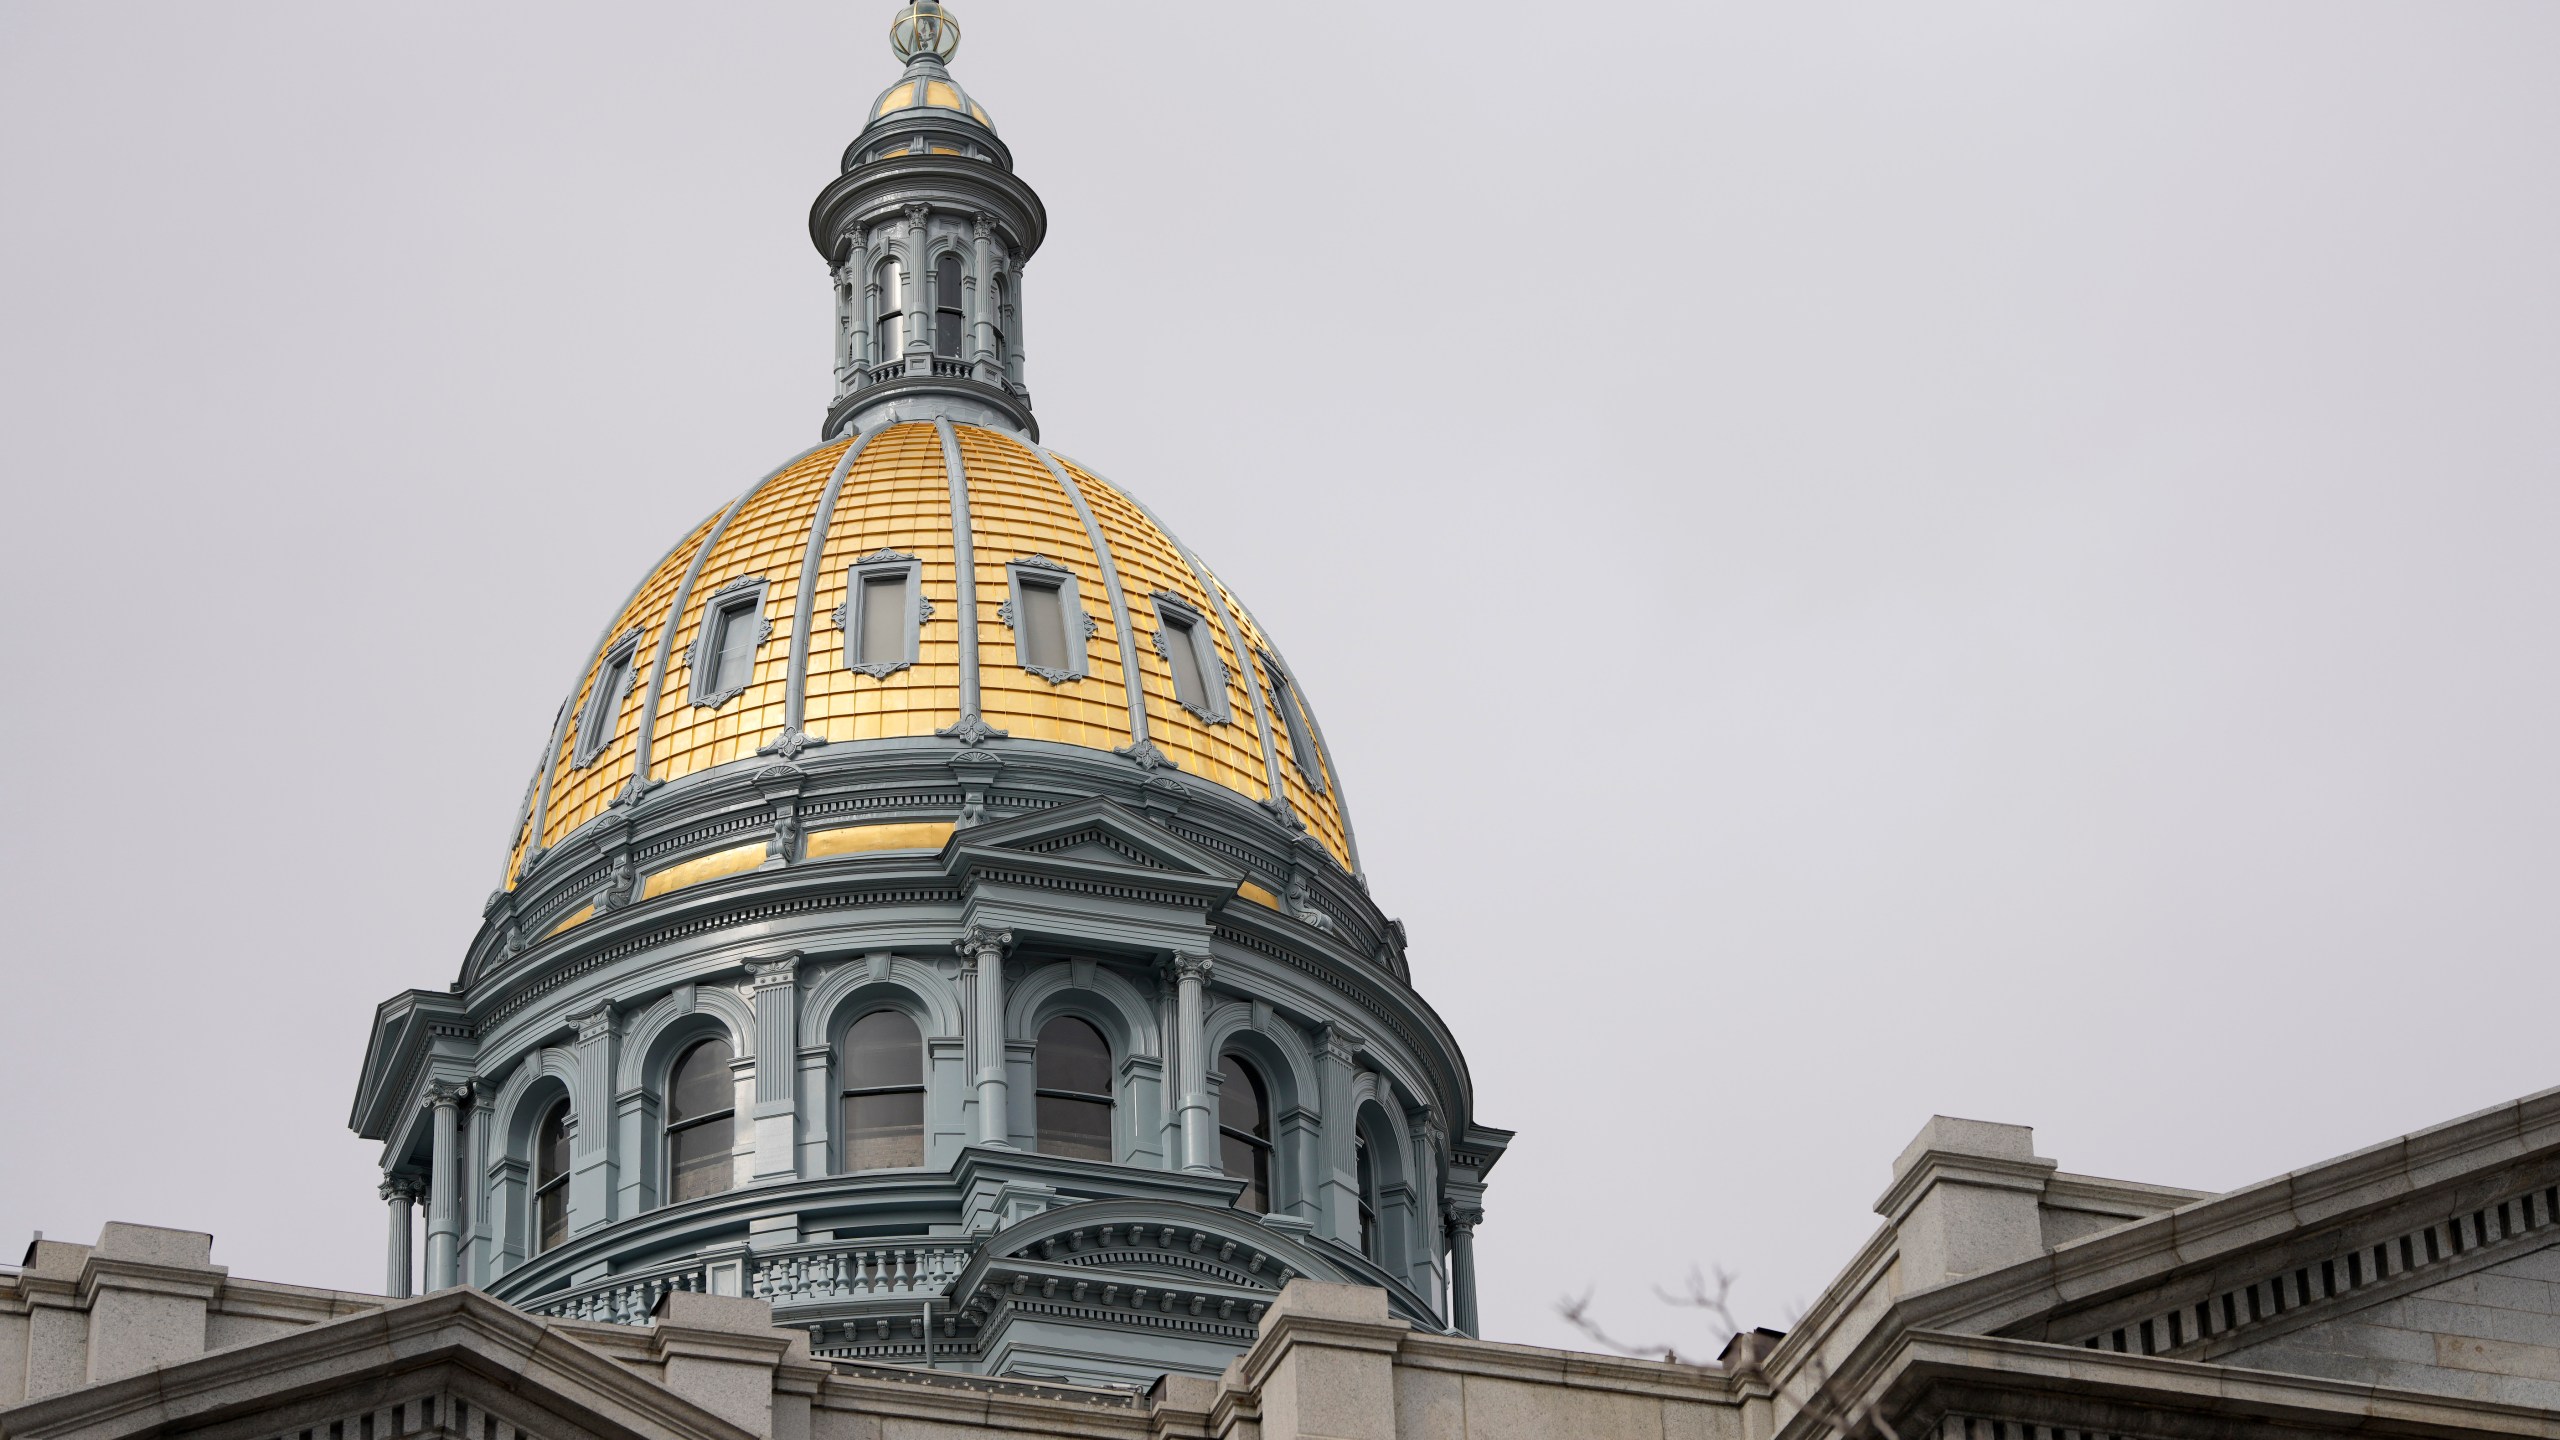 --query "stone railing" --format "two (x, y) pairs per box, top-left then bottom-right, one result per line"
(752, 1240), (970, 1305)
(526, 1258), (708, 1326)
